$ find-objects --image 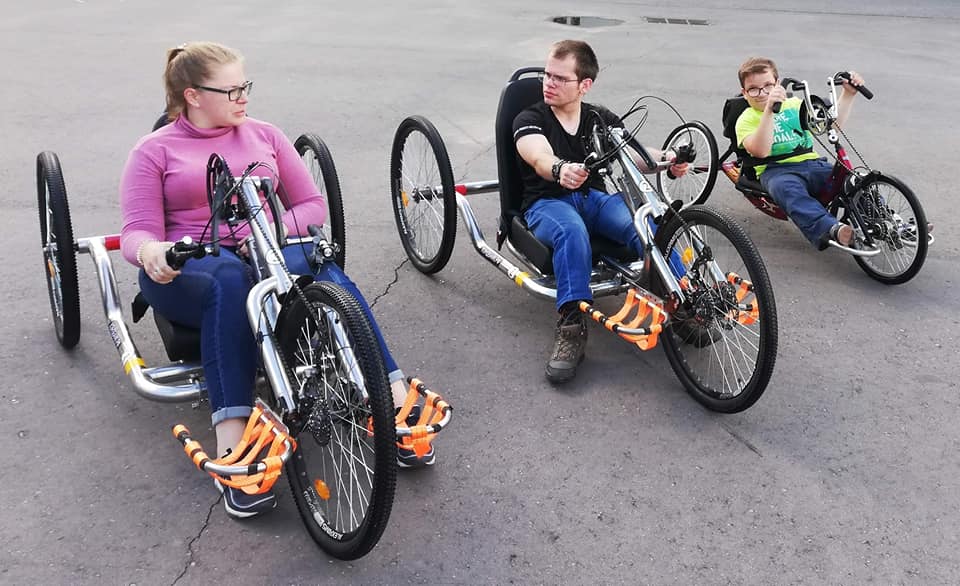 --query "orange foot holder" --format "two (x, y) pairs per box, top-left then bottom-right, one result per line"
(172, 398), (296, 495)
(579, 288), (668, 351)
(726, 272), (759, 325)
(394, 377), (453, 459)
